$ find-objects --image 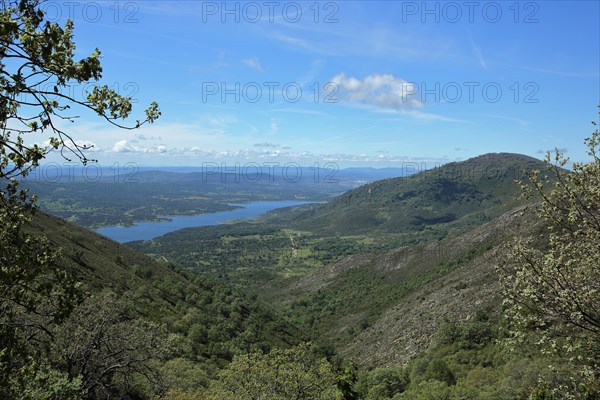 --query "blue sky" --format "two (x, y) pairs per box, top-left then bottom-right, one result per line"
(40, 0), (599, 167)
